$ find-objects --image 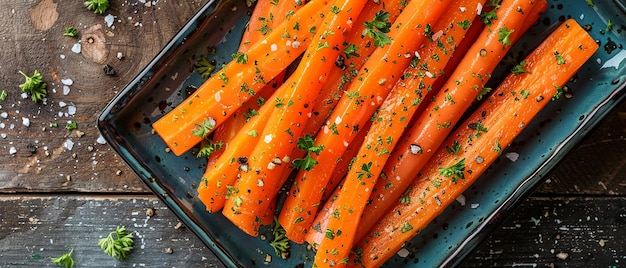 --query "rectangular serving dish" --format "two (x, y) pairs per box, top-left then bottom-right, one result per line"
(97, 0), (626, 267)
